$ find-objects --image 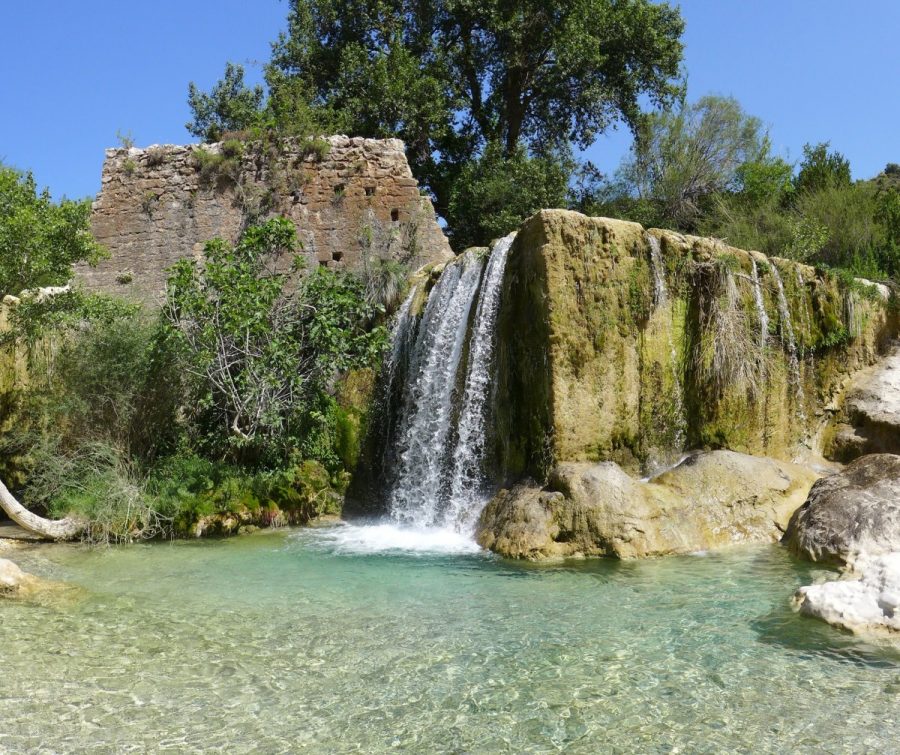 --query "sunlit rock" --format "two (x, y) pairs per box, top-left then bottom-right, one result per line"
(477, 450), (818, 559)
(794, 552), (900, 635)
(783, 454), (900, 563)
